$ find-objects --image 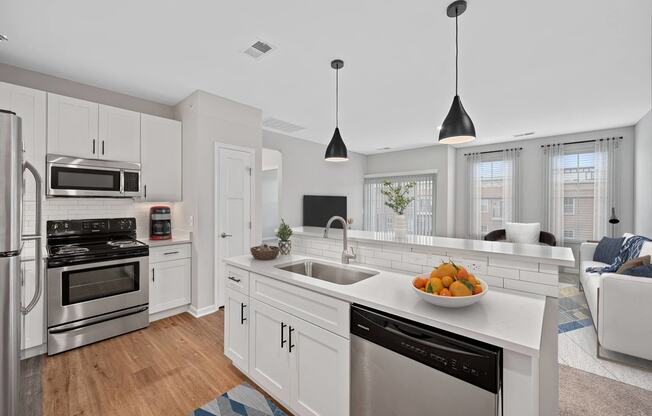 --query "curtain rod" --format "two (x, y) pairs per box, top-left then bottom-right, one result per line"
(539, 136), (623, 148)
(464, 147), (522, 156)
